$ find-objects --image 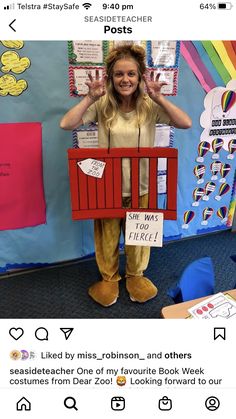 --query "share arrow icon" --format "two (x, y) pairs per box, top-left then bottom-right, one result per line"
(60, 328), (74, 340)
